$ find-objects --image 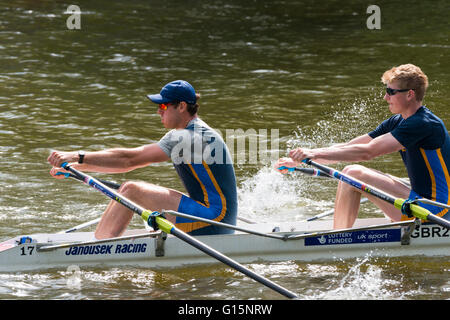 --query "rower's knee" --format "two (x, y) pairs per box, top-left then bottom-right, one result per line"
(119, 181), (164, 201)
(119, 181), (147, 196)
(342, 164), (368, 180)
